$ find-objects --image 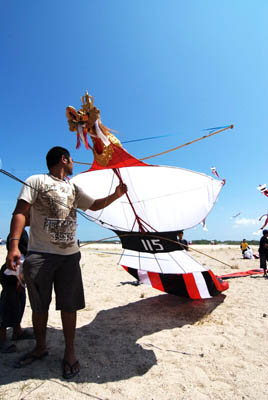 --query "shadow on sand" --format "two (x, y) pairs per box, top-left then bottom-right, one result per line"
(0, 293), (225, 385)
